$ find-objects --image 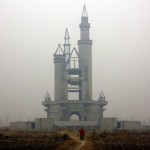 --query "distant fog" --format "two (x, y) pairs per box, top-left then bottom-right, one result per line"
(0, 0), (150, 126)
